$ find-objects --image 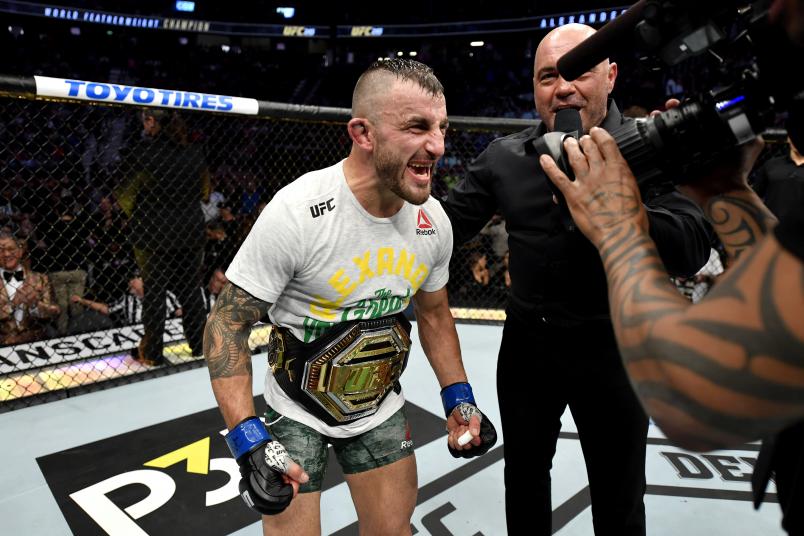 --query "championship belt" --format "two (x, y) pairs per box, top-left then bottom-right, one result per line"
(267, 313), (412, 427)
